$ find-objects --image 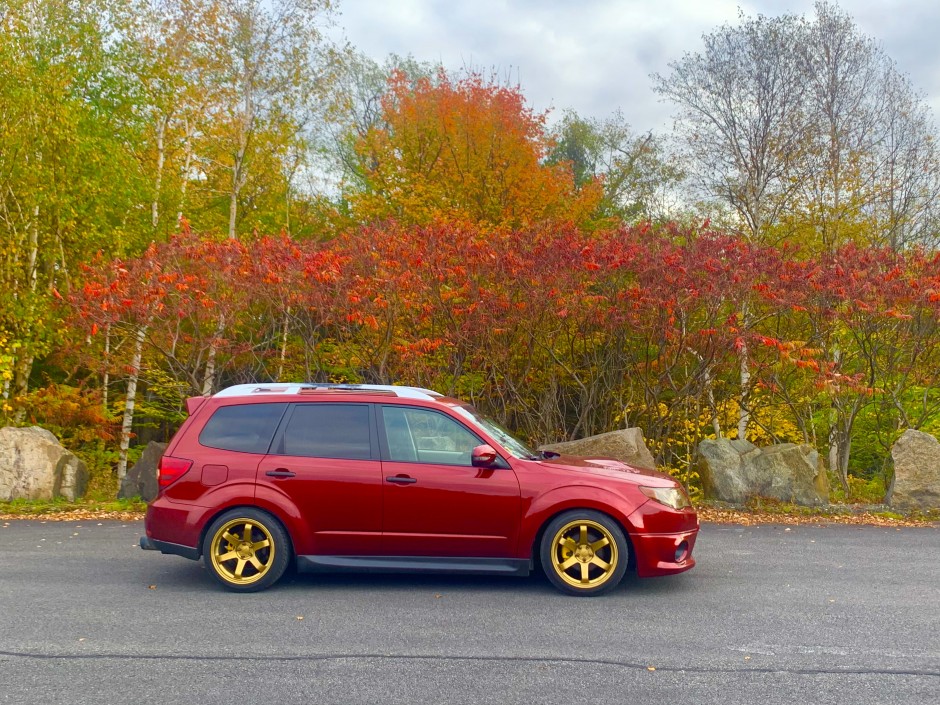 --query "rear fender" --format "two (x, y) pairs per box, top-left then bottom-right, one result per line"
(191, 490), (307, 561)
(252, 485), (314, 555)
